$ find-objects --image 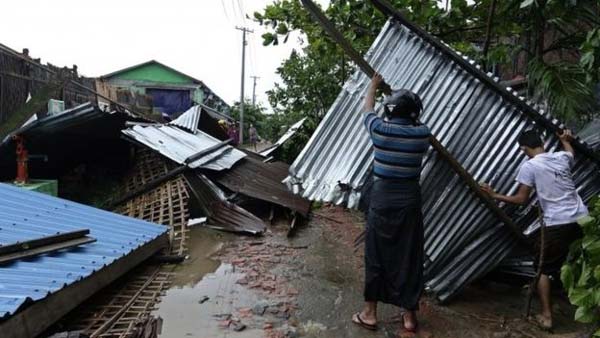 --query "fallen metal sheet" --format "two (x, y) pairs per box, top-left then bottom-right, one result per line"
(169, 105), (202, 134)
(578, 118), (600, 150)
(210, 153), (311, 216)
(285, 20), (600, 301)
(259, 117), (307, 157)
(122, 124), (245, 171)
(185, 172), (266, 235)
(169, 105), (230, 140)
(1, 102), (128, 146)
(0, 183), (167, 322)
